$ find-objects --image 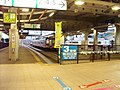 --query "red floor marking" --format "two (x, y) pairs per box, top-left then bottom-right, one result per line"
(92, 85), (120, 90)
(78, 79), (111, 89)
(79, 82), (102, 89)
(93, 87), (113, 90)
(93, 88), (112, 90)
